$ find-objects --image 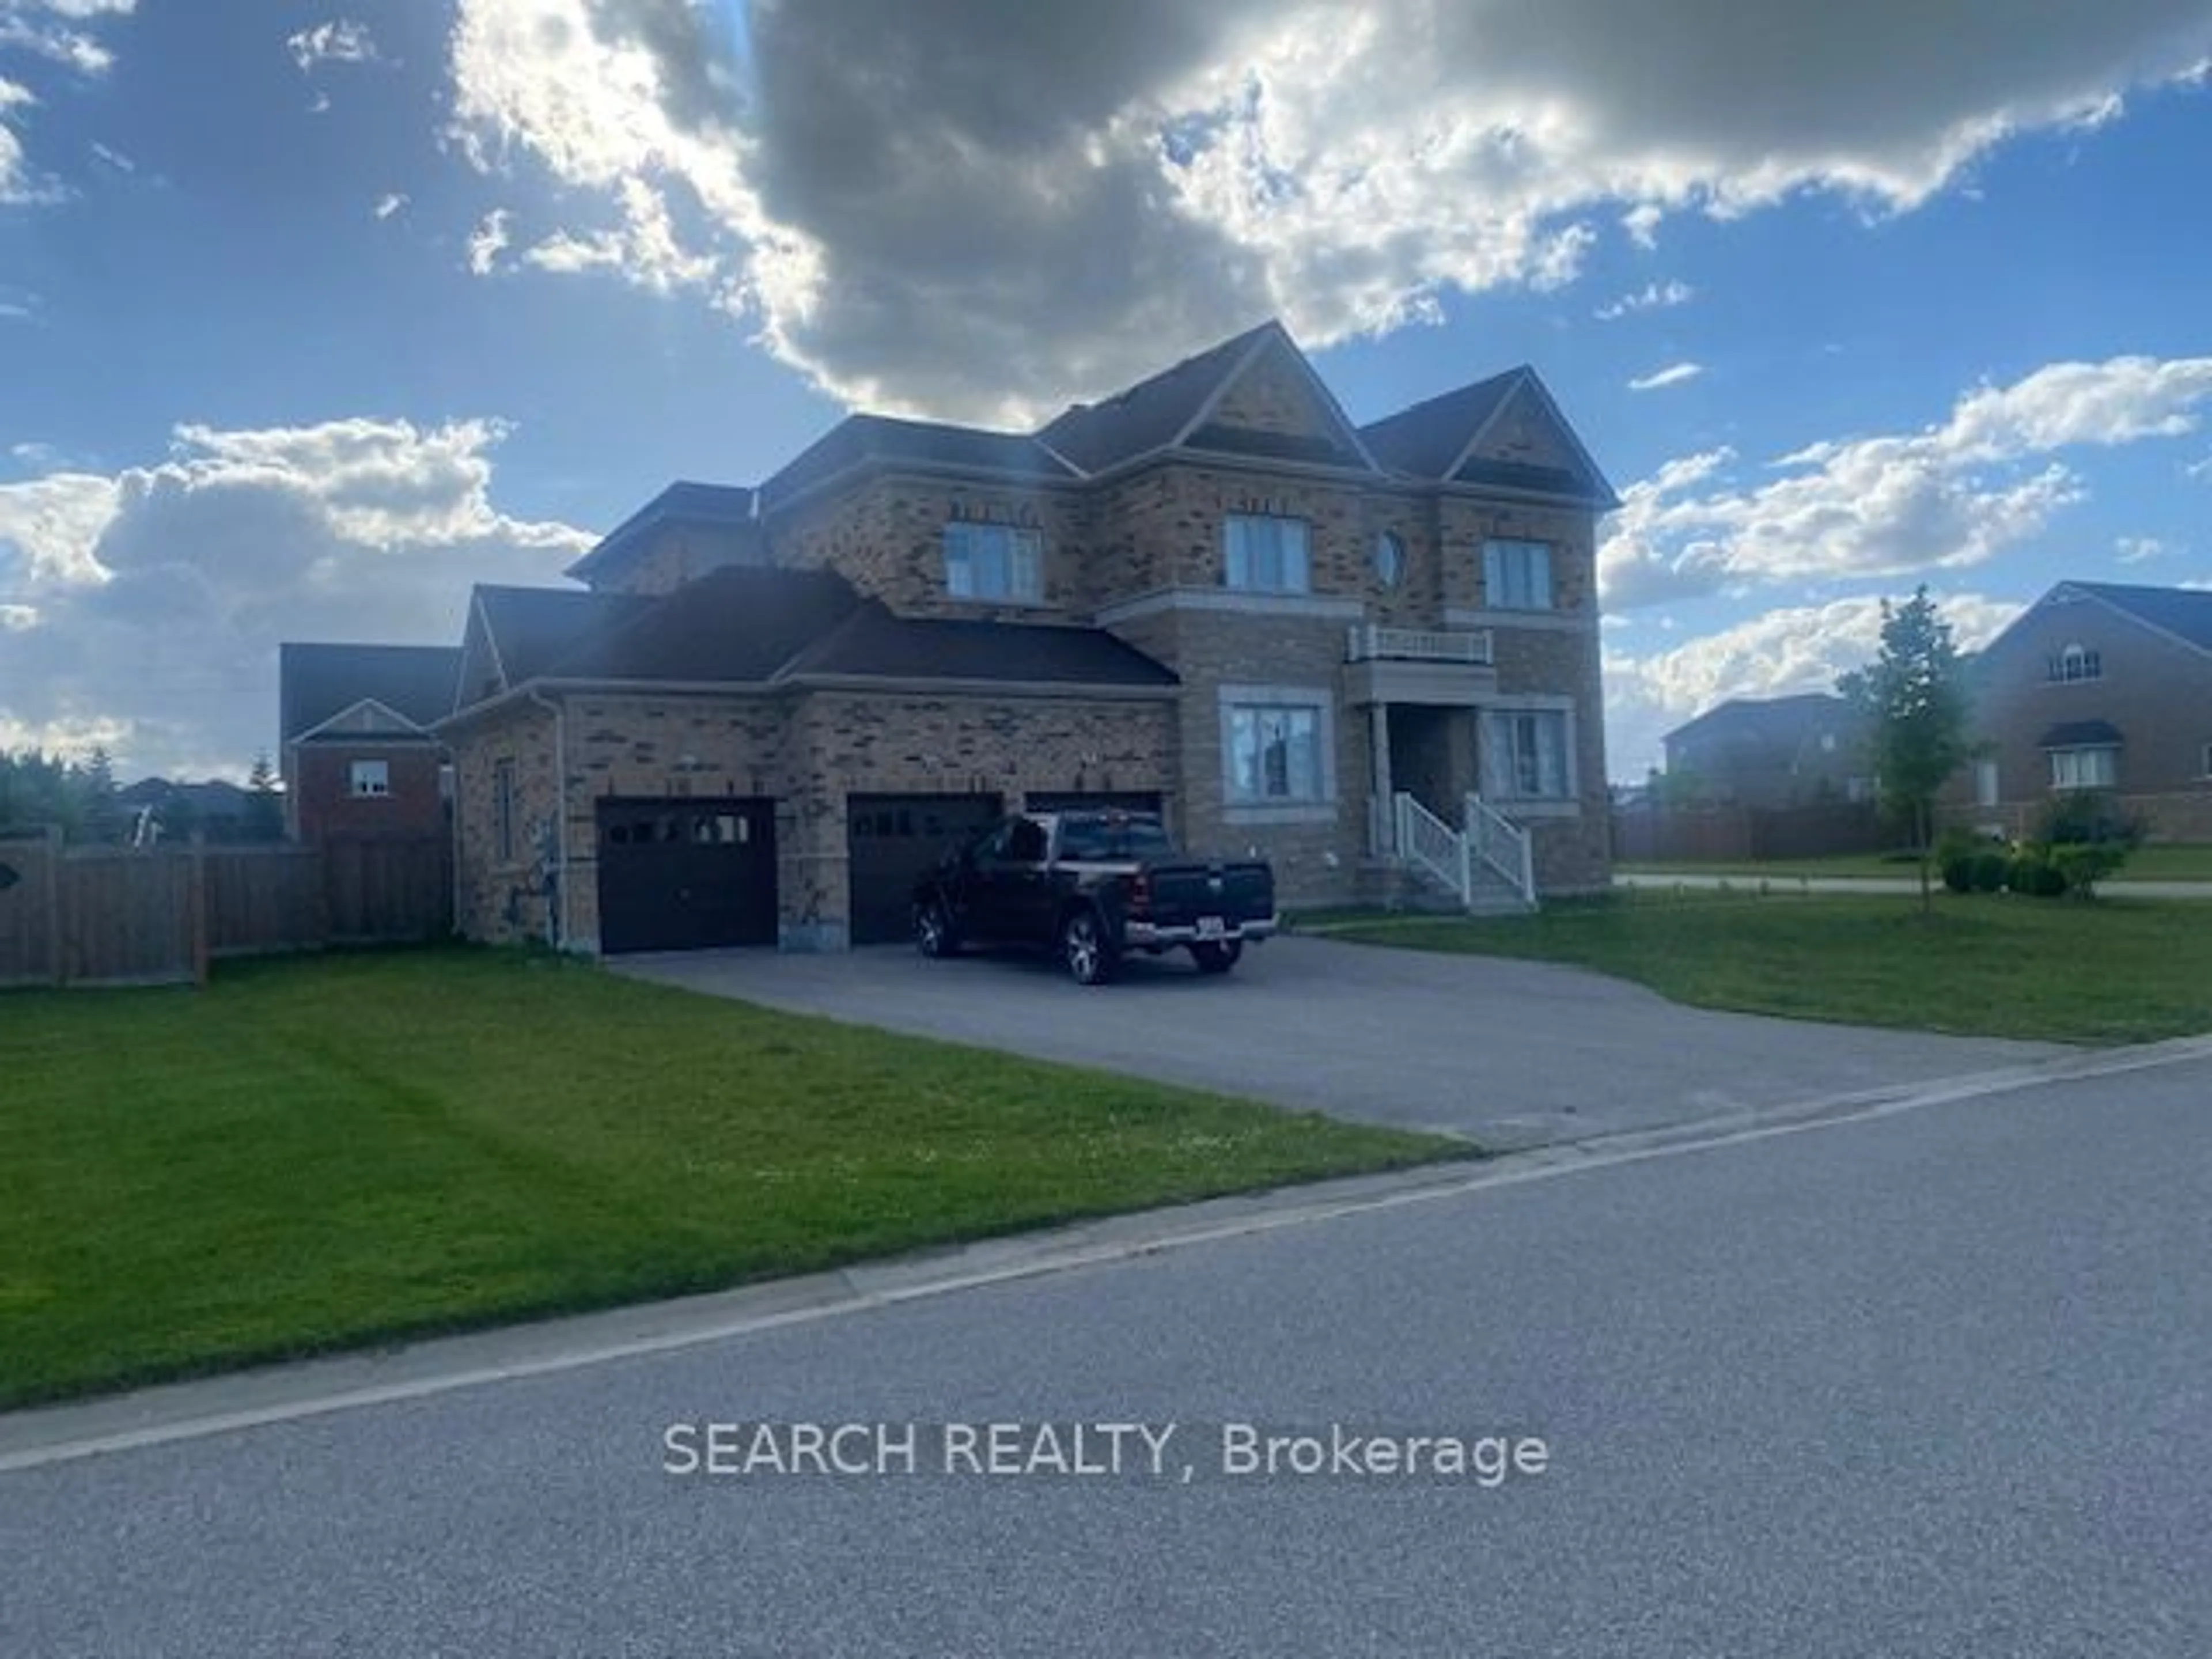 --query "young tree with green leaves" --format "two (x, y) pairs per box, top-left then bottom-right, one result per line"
(245, 751), (285, 843)
(1837, 586), (1974, 914)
